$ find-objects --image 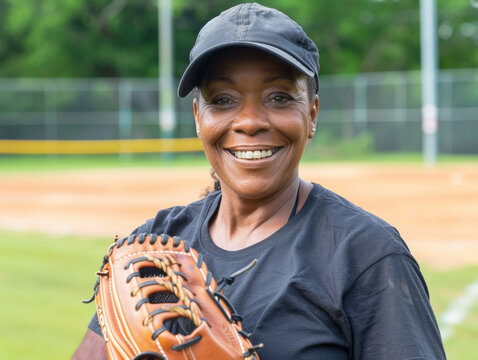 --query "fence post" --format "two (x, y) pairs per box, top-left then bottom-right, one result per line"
(354, 75), (368, 136)
(394, 74), (407, 123)
(440, 72), (453, 154)
(44, 80), (58, 141)
(158, 0), (176, 160)
(420, 0), (439, 166)
(119, 80), (132, 160)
